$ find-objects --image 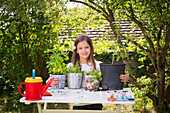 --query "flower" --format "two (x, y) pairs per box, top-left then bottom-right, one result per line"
(93, 85), (96, 89)
(86, 80), (90, 83)
(72, 46), (76, 50)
